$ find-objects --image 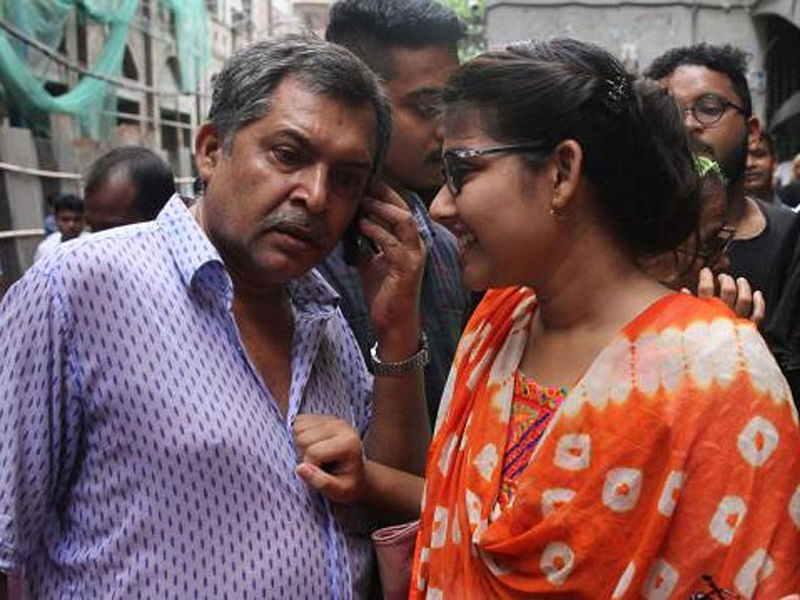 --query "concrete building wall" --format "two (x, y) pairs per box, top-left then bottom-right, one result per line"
(486, 0), (769, 118)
